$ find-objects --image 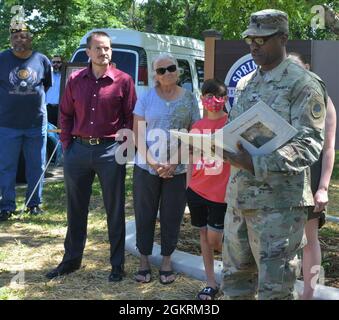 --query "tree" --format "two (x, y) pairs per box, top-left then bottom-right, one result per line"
(204, 0), (338, 40)
(138, 0), (211, 39)
(1, 0), (337, 60)
(137, 0), (337, 40)
(0, 0), (133, 59)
